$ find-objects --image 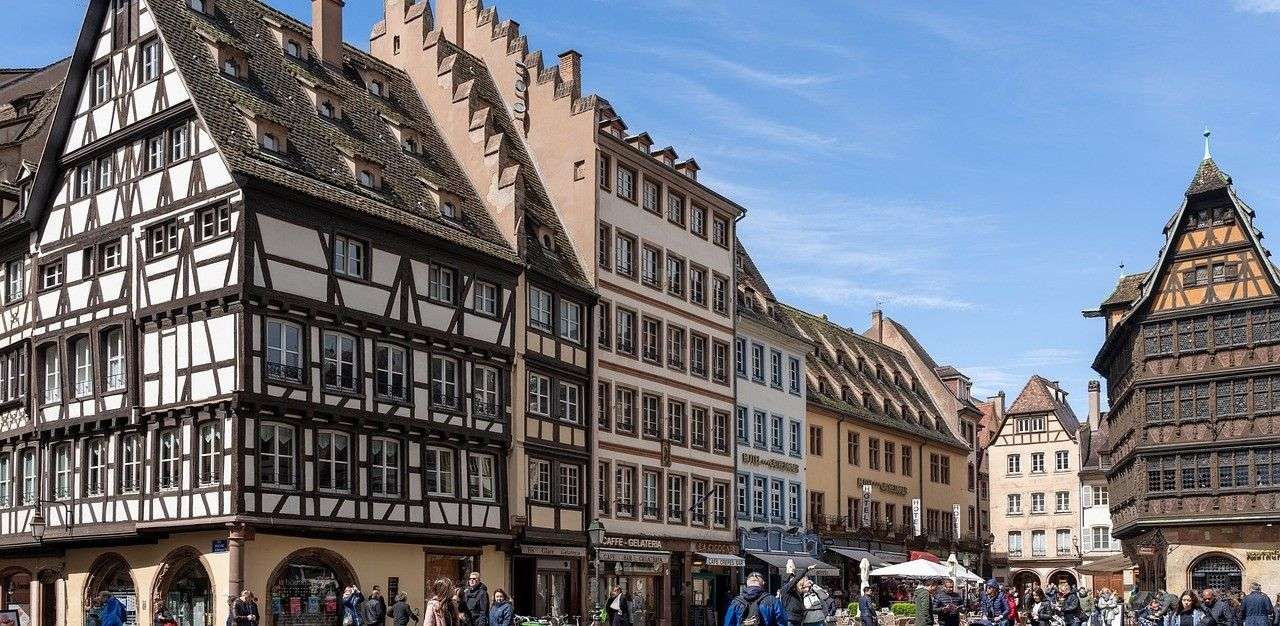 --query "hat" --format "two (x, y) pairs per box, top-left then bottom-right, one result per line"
(986, 579), (999, 588)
